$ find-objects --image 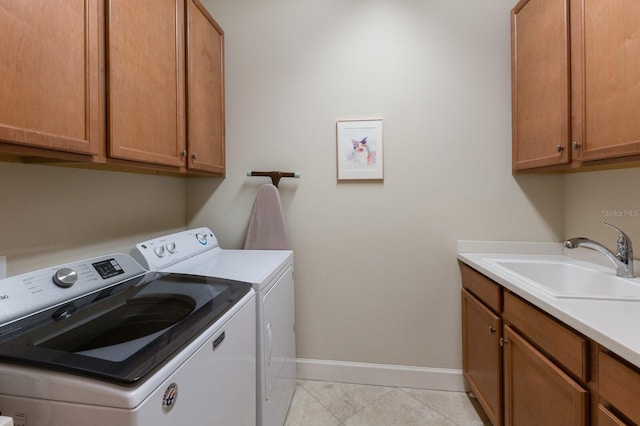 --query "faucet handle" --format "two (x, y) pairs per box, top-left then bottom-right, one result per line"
(602, 222), (632, 253)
